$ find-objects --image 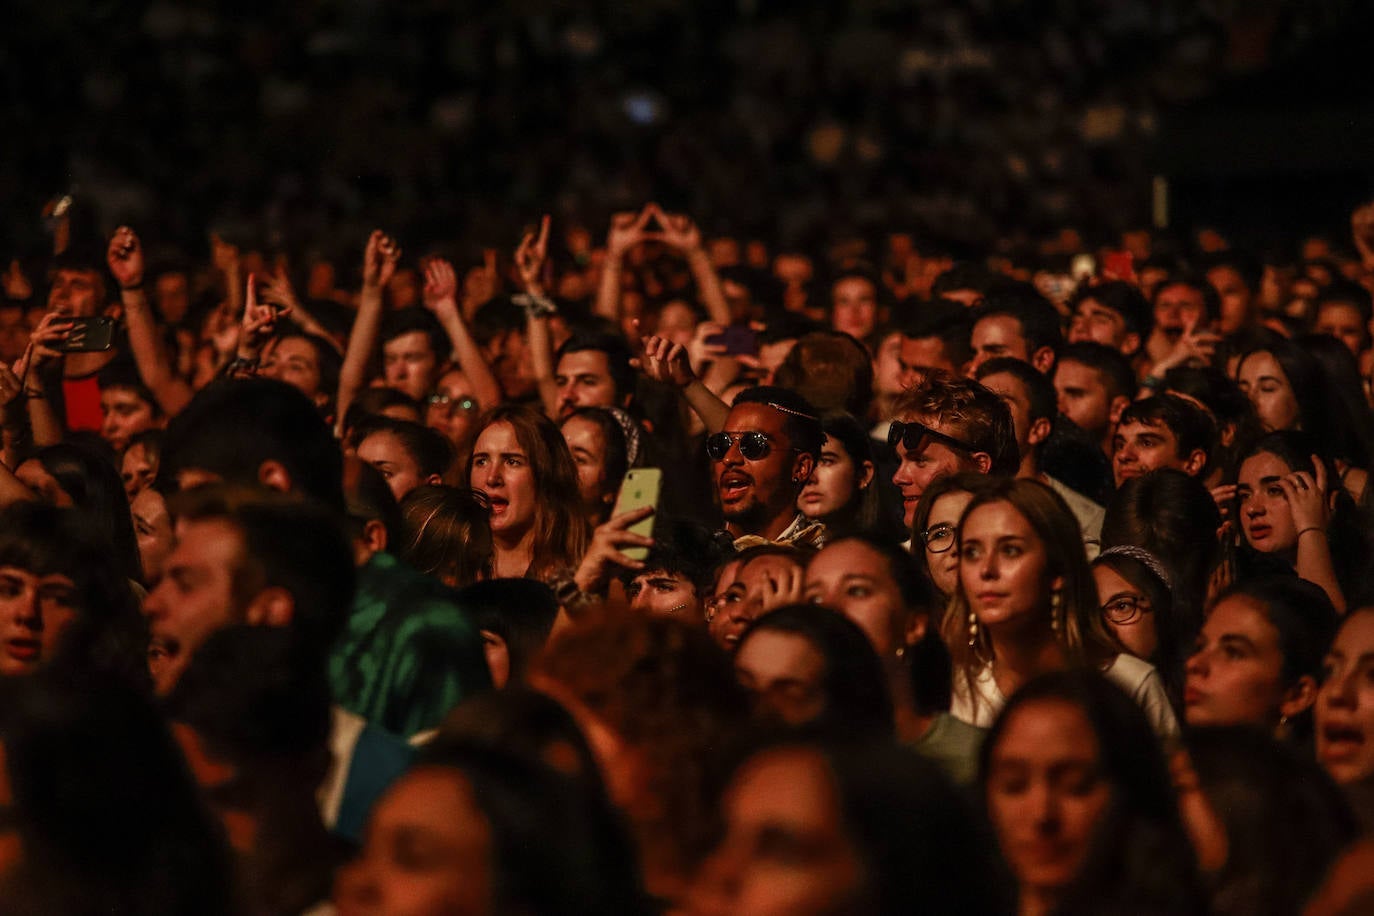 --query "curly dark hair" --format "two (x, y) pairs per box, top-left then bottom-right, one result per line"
(534, 614), (747, 889)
